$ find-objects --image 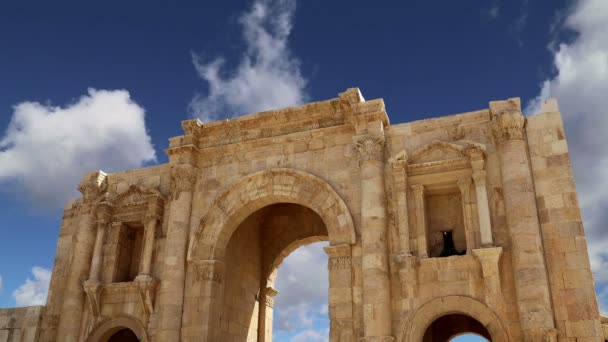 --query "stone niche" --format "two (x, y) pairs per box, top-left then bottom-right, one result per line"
(426, 188), (466, 257)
